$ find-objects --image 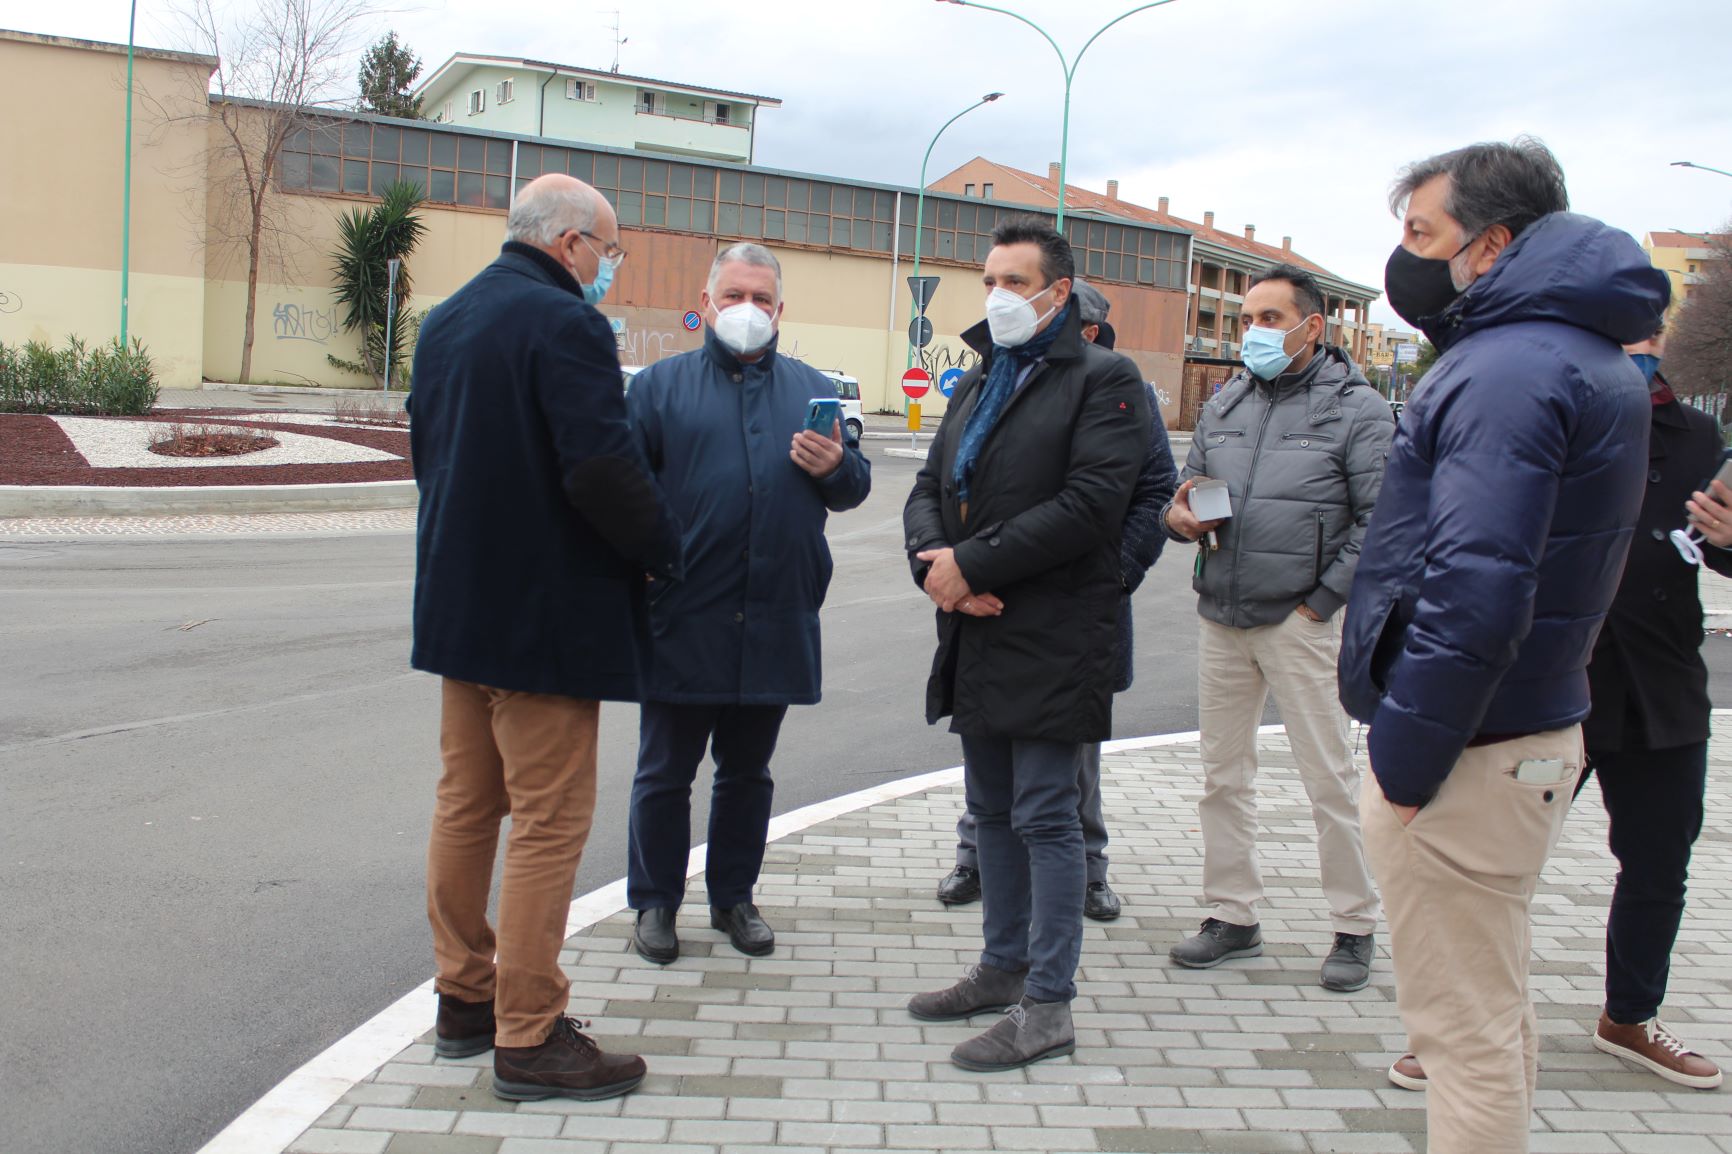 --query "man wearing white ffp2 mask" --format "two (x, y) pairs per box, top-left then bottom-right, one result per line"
(622, 243), (871, 971)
